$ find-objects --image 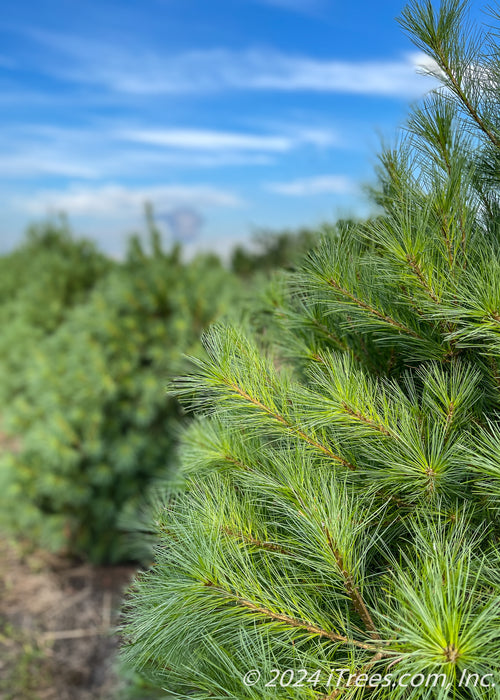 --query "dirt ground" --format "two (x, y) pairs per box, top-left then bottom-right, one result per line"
(0, 539), (139, 700)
